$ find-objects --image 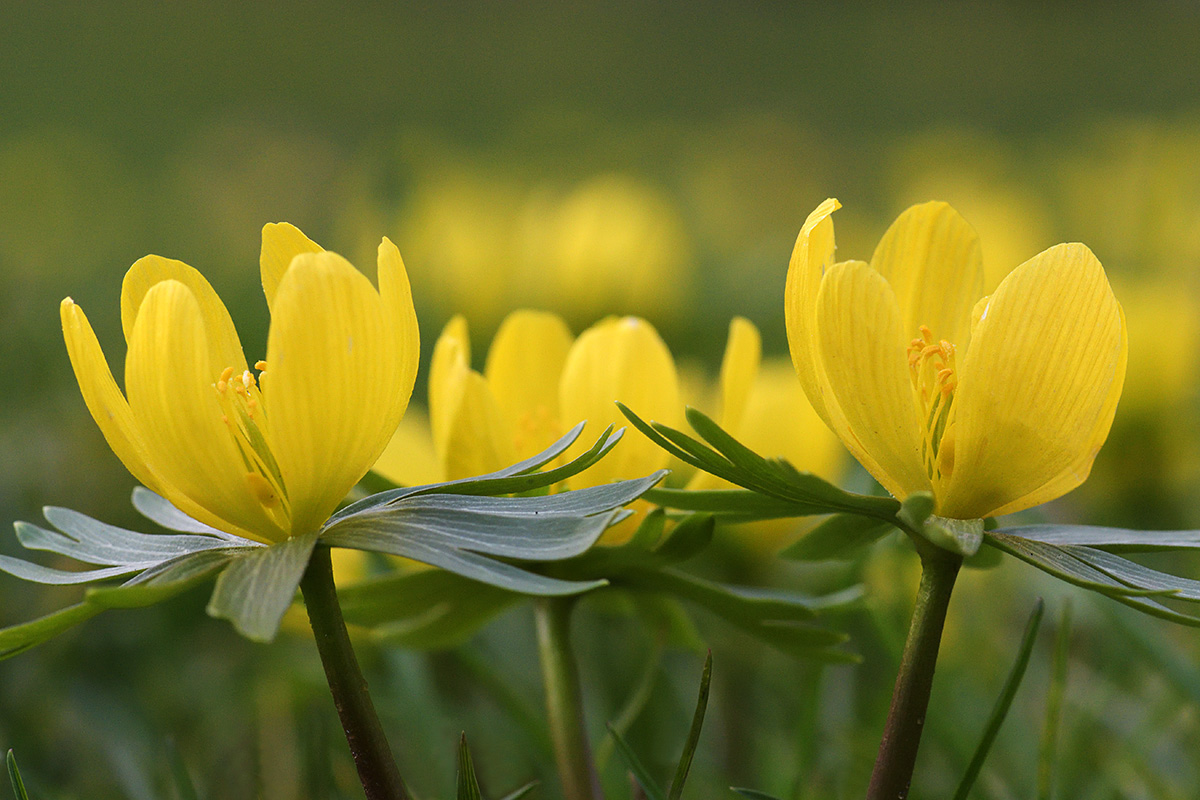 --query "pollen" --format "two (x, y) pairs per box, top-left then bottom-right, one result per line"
(214, 362), (288, 518)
